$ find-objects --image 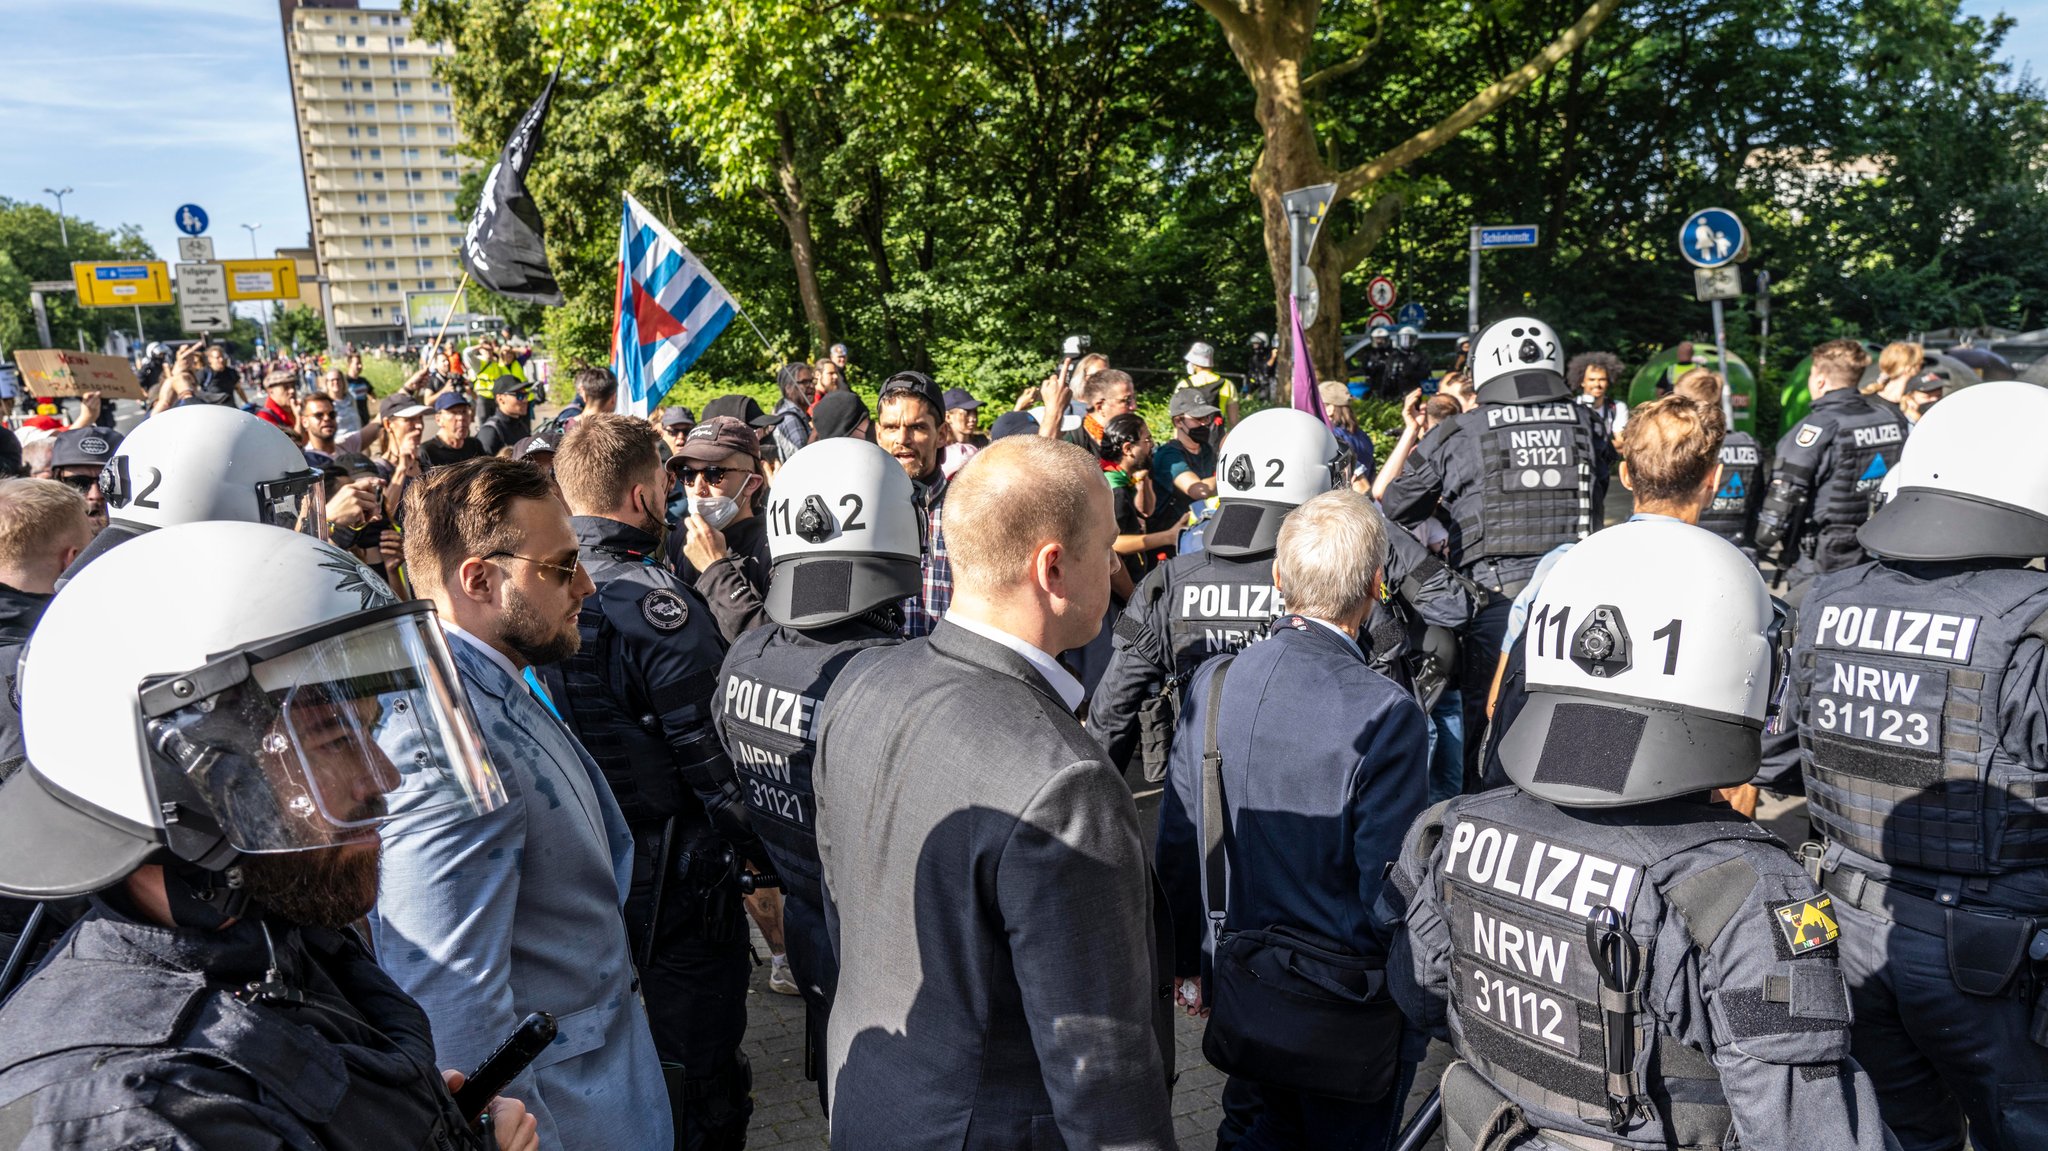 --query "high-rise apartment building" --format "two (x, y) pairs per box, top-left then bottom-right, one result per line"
(278, 0), (474, 345)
